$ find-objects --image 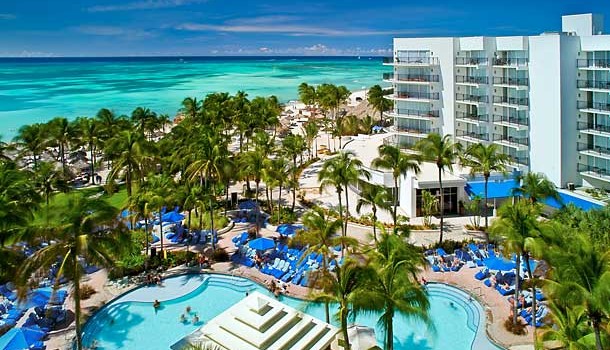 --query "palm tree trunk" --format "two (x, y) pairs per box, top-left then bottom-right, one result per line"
(337, 190), (344, 236)
(344, 184), (350, 235)
(144, 217), (149, 257)
(210, 183), (216, 250)
(393, 177), (399, 233)
(89, 142), (95, 183)
(255, 181), (260, 237)
(291, 157), (297, 212)
(186, 209), (192, 253)
(372, 207), (378, 243)
(437, 166), (444, 244)
(73, 256), (83, 350)
(386, 309), (394, 350)
(593, 319), (604, 350)
(126, 165), (132, 197)
(513, 255), (521, 325)
(159, 212), (164, 258)
(225, 180), (230, 216)
(484, 174), (489, 238)
(277, 184), (283, 224)
(341, 304), (350, 350)
(524, 253), (537, 333)
(268, 187), (273, 215)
